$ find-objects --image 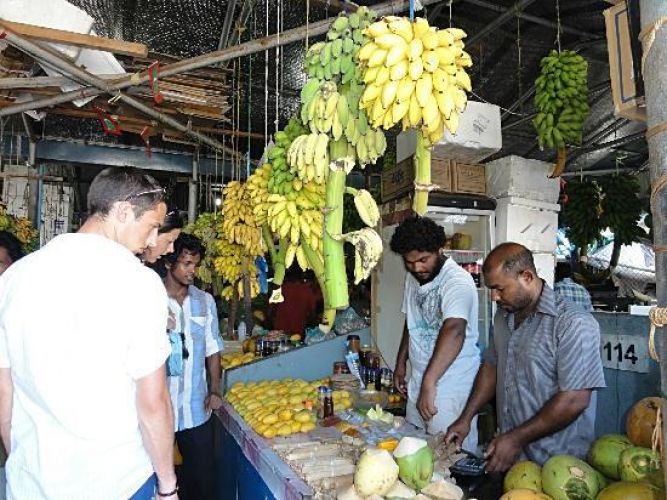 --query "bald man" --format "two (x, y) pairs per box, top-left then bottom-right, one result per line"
(445, 243), (605, 472)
